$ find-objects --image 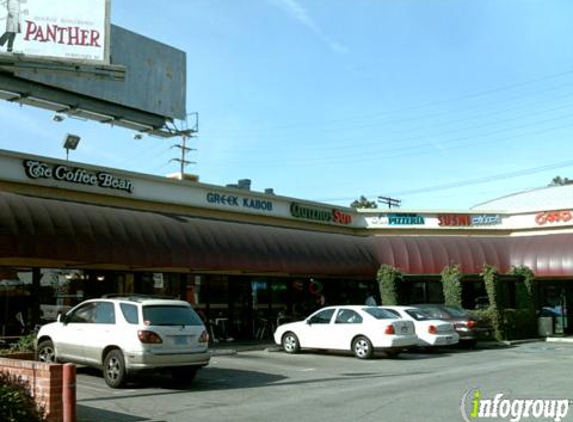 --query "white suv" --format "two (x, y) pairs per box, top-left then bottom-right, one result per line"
(36, 296), (210, 388)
